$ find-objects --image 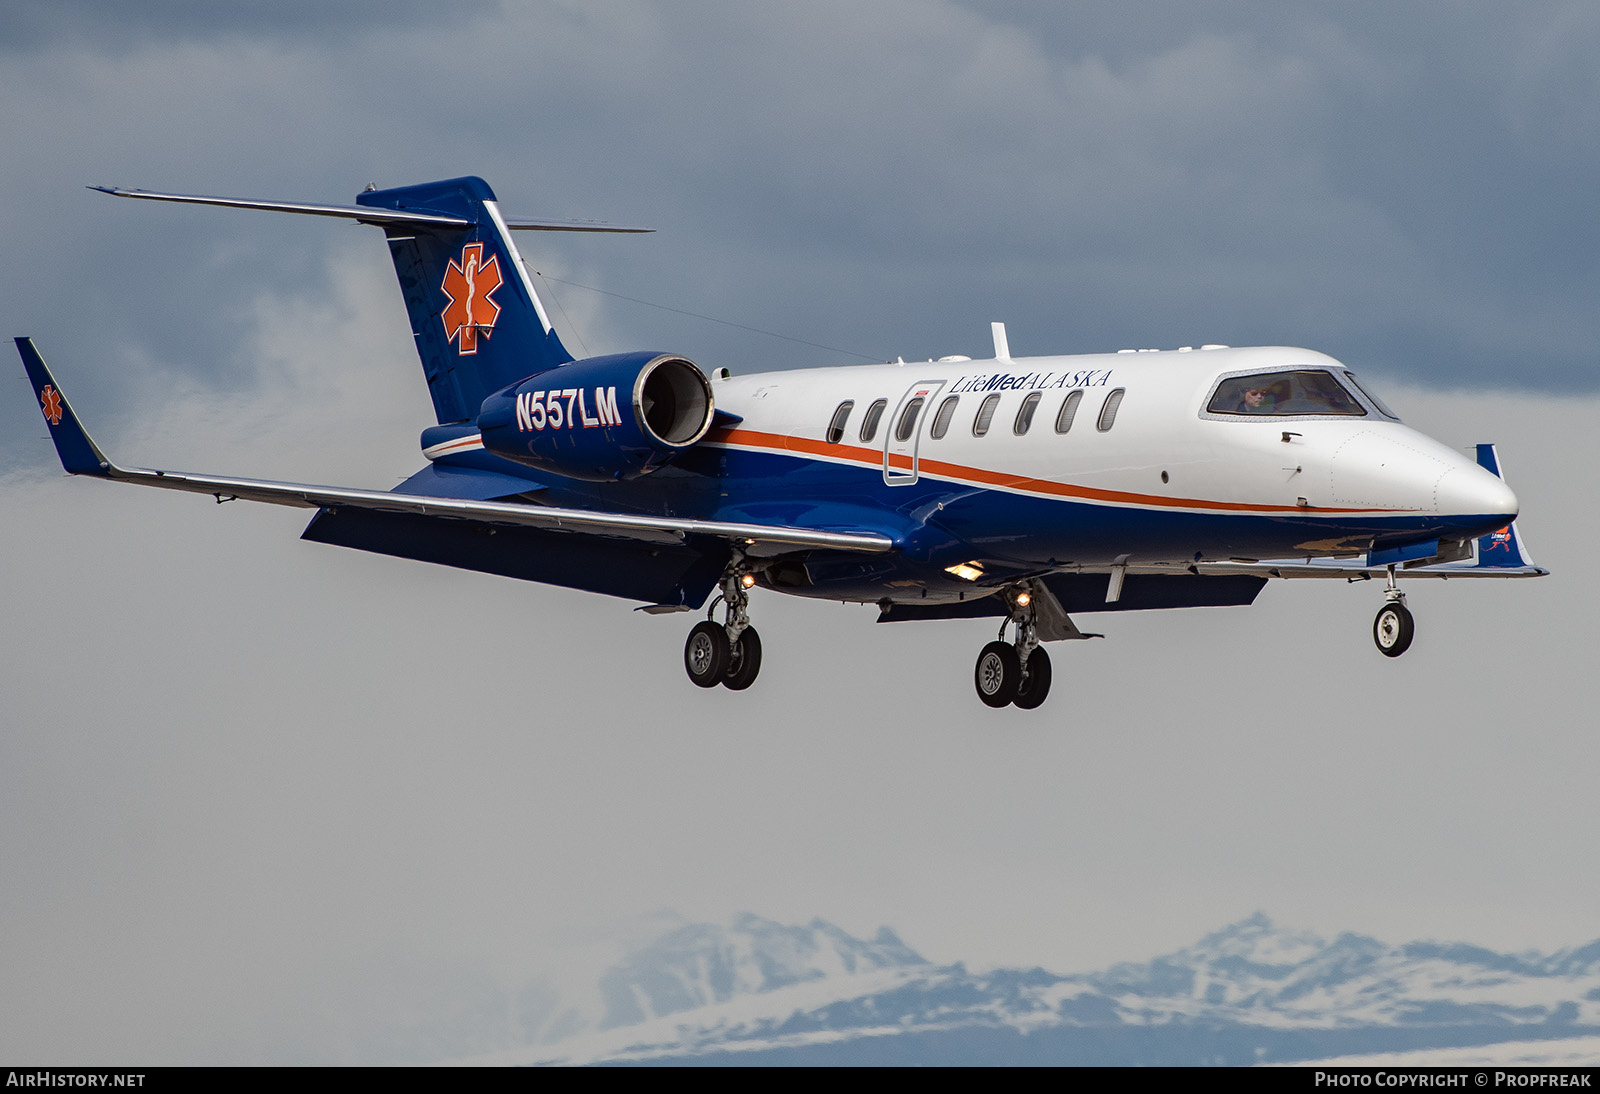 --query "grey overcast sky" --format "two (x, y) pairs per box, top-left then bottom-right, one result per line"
(3, 1), (1597, 1064)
